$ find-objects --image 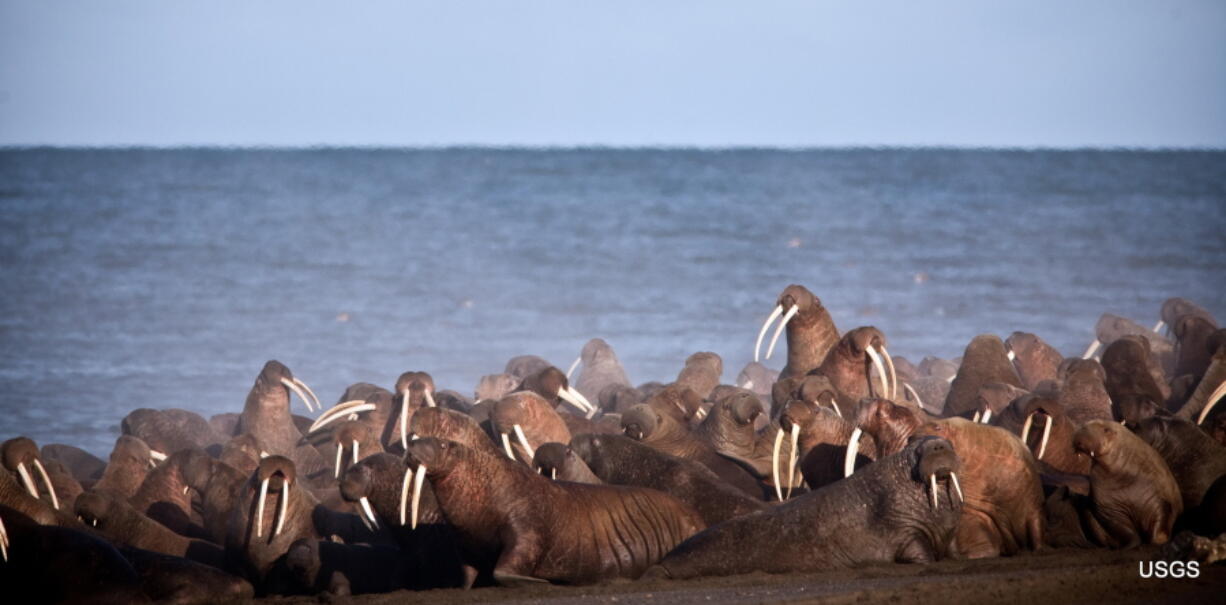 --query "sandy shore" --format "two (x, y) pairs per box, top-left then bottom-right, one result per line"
(251, 546), (1222, 604)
